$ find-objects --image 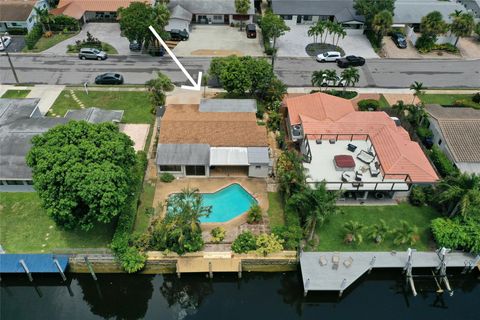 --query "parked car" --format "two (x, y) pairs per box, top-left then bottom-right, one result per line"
(320, 74), (346, 87)
(169, 29), (189, 41)
(78, 48), (108, 60)
(316, 51), (342, 62)
(0, 36), (12, 51)
(337, 55), (365, 68)
(94, 73), (124, 85)
(391, 32), (407, 49)
(246, 24), (256, 38)
(129, 40), (141, 51)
